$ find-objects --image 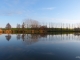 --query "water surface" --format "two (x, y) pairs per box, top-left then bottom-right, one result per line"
(0, 34), (80, 60)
